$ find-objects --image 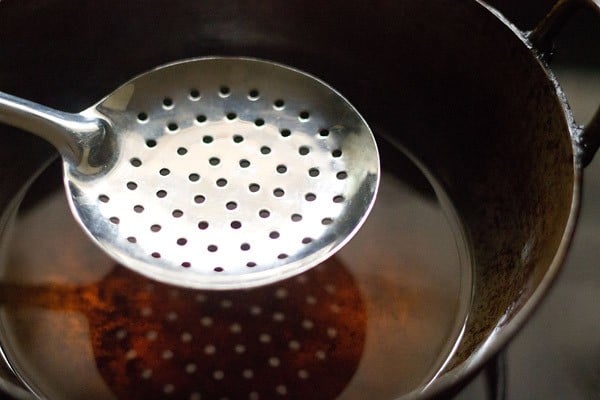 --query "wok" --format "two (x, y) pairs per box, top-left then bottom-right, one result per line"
(0, 0), (597, 398)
